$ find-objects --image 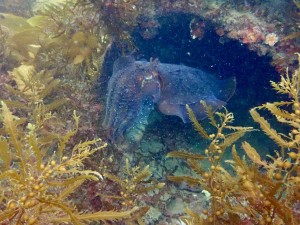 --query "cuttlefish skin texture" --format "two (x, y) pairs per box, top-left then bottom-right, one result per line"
(103, 56), (236, 143)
